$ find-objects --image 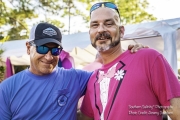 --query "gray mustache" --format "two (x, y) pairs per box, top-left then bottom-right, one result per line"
(95, 32), (112, 40)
